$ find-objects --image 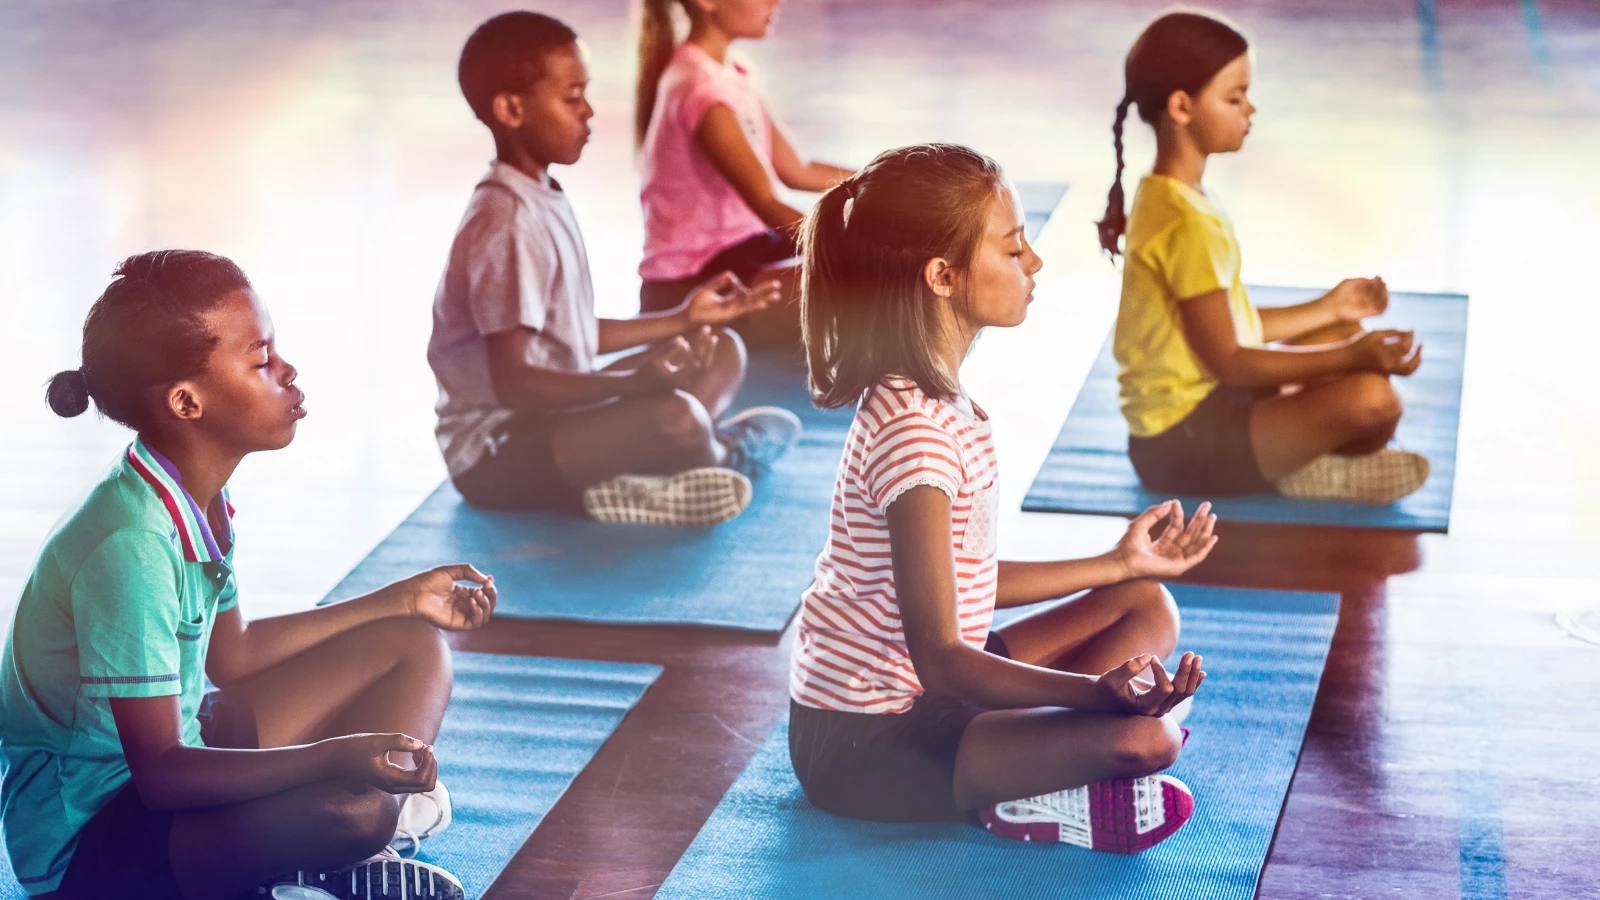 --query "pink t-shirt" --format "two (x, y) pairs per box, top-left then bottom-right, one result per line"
(638, 42), (776, 281)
